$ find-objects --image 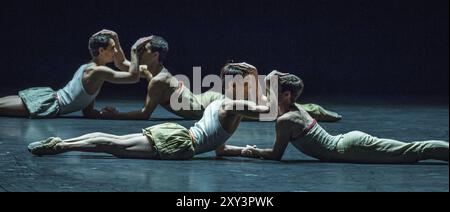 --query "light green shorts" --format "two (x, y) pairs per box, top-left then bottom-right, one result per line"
(143, 123), (195, 160)
(19, 87), (60, 119)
